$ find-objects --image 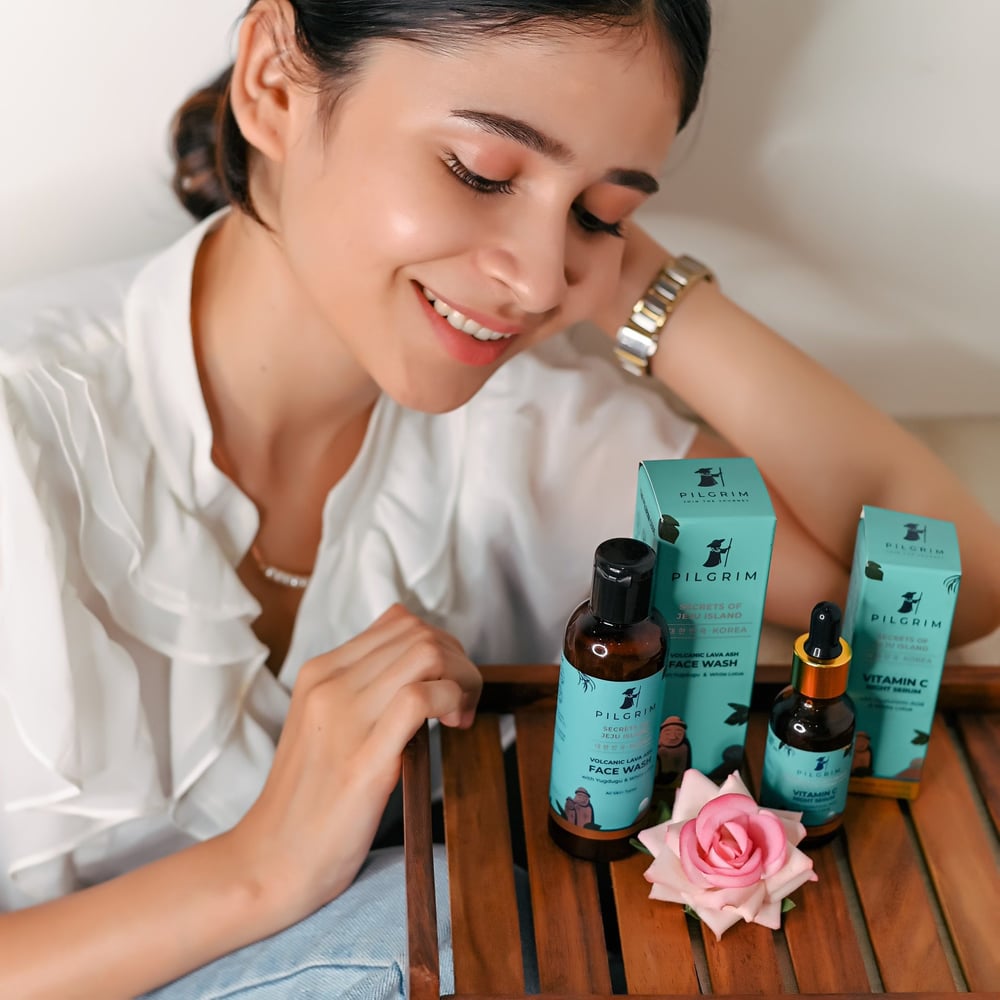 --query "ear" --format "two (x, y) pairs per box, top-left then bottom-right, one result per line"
(230, 0), (301, 163)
